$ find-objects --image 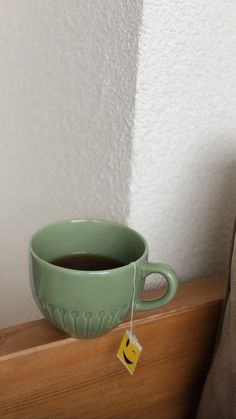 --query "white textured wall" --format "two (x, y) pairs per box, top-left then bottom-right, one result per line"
(128, 0), (236, 284)
(1, 0), (236, 329)
(0, 0), (141, 328)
